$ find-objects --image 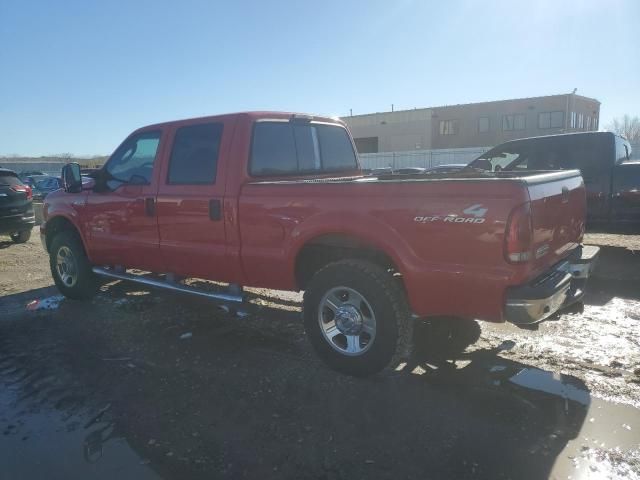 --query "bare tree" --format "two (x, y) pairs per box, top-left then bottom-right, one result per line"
(606, 115), (640, 142)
